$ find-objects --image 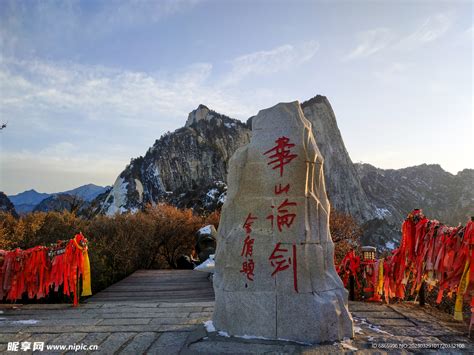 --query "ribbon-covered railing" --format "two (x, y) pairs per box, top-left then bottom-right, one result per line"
(337, 210), (474, 321)
(0, 233), (92, 306)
